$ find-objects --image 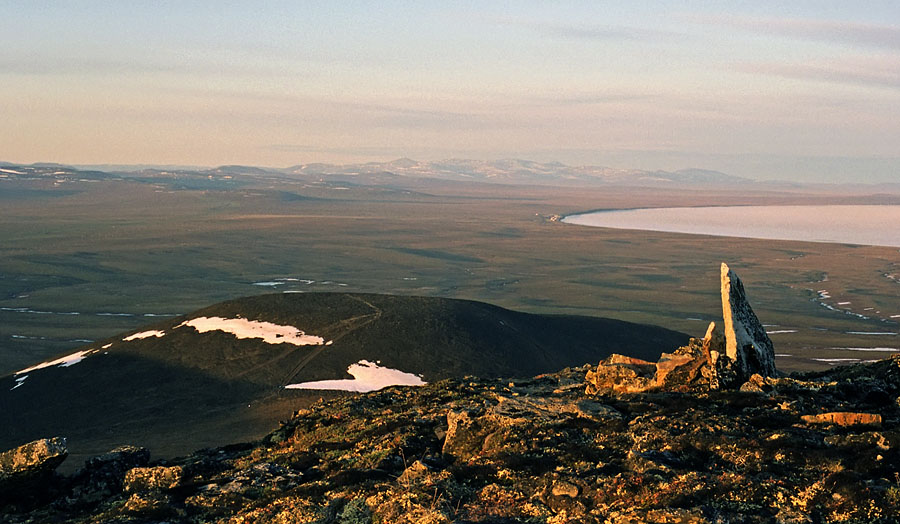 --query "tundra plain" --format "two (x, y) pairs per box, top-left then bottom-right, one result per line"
(2, 168), (900, 375)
